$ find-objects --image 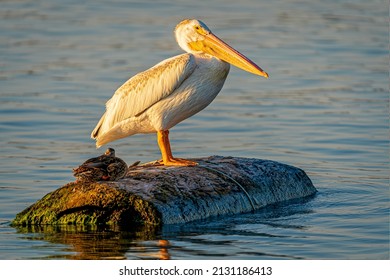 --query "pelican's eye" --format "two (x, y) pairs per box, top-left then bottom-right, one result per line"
(194, 25), (208, 36)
